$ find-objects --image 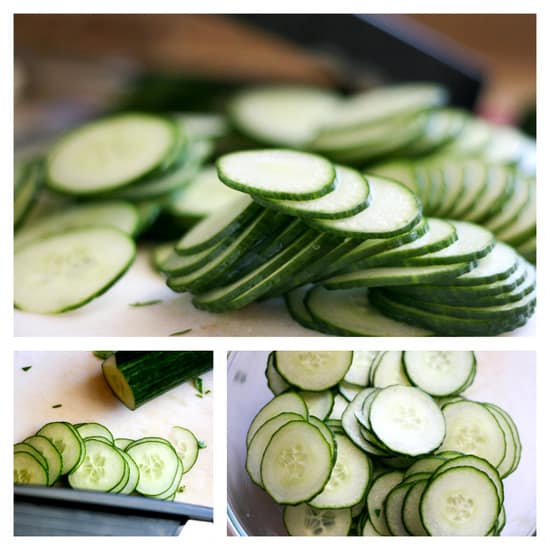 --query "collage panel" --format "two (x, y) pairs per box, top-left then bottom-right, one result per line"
(13, 350), (214, 536)
(13, 13), (535, 337)
(227, 350), (535, 536)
